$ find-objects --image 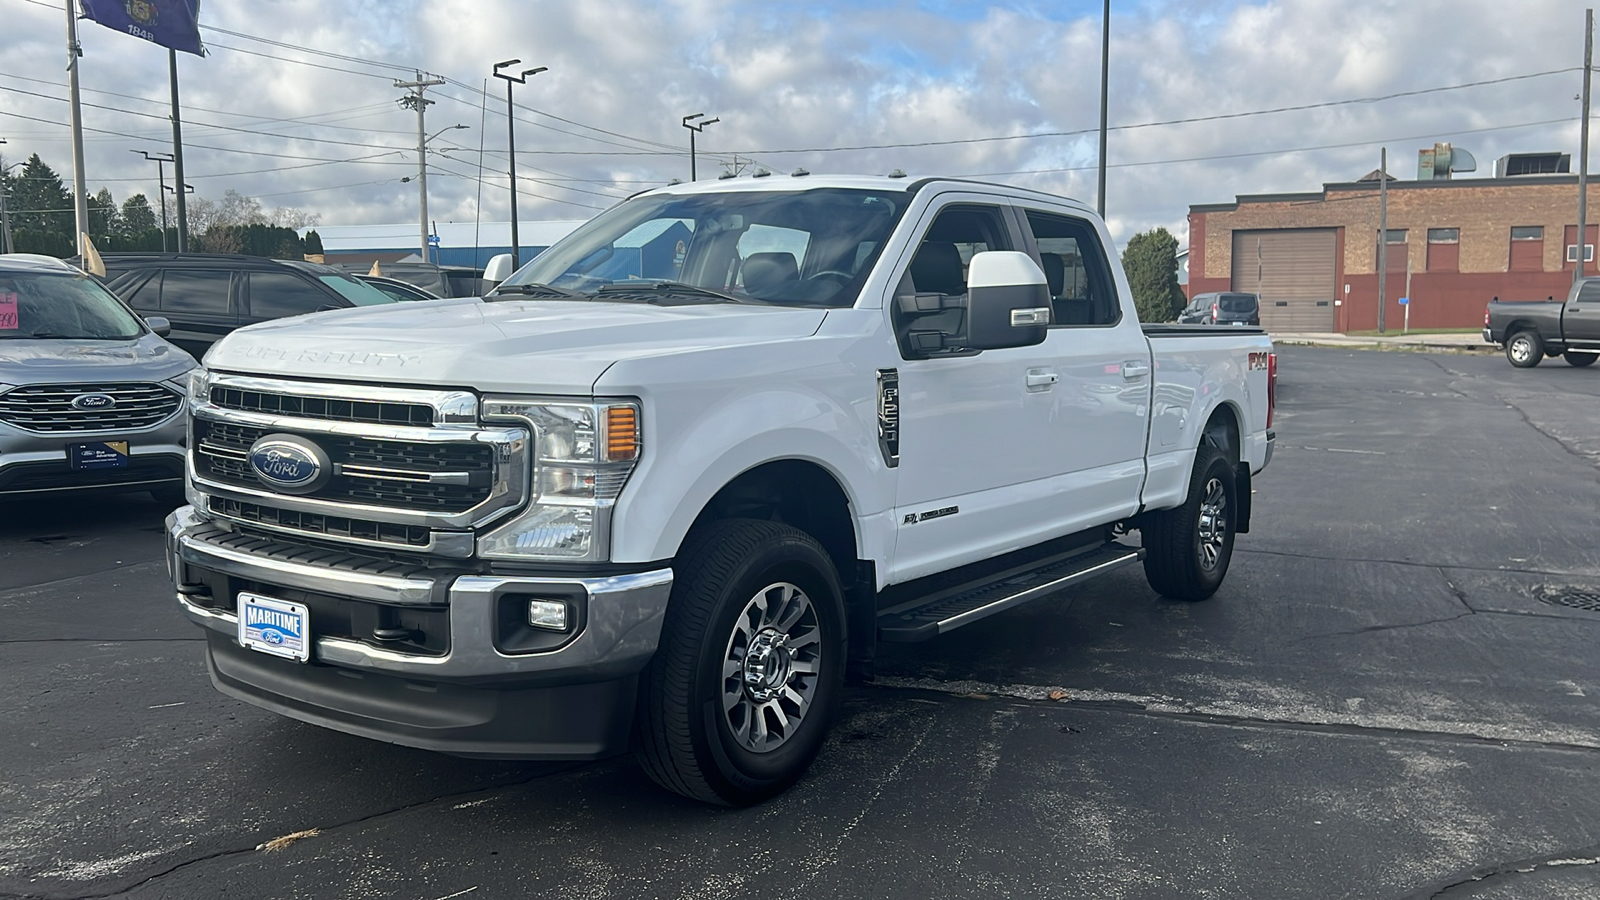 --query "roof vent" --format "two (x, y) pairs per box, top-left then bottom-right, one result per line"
(668, 178), (683, 185)
(791, 167), (810, 177)
(887, 169), (907, 178)
(752, 168), (772, 178)
(717, 171), (737, 180)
